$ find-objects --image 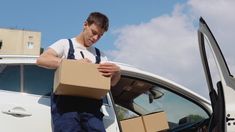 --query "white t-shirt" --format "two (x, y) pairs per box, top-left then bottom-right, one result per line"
(49, 38), (108, 63)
